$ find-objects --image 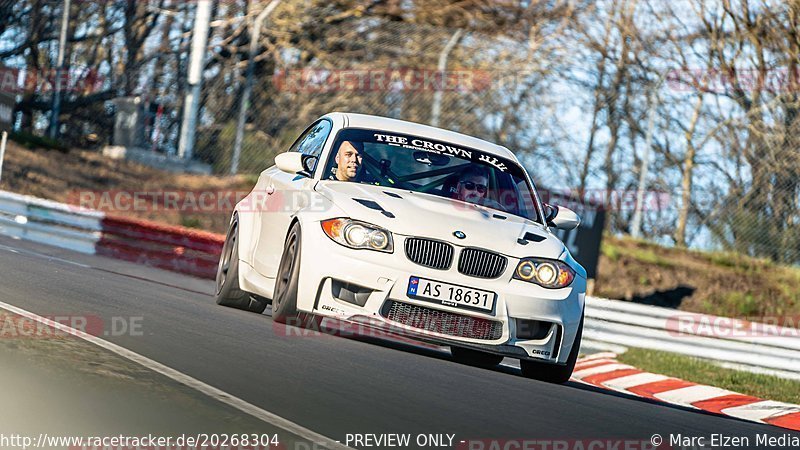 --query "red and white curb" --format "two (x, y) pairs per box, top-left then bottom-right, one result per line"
(572, 352), (800, 431)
